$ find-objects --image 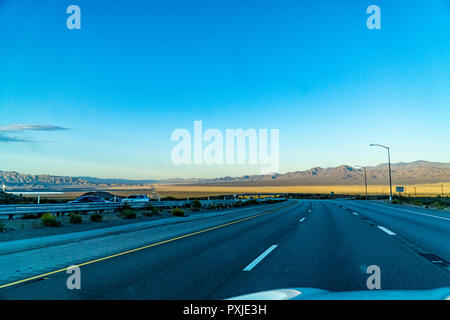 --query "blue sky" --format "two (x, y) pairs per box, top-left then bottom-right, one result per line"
(0, 0), (449, 179)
